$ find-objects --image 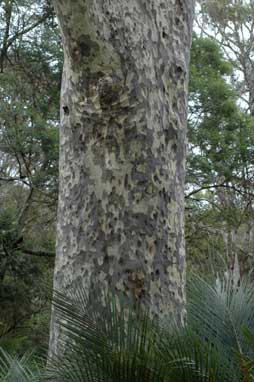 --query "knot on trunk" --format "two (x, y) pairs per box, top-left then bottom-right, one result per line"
(98, 75), (122, 109)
